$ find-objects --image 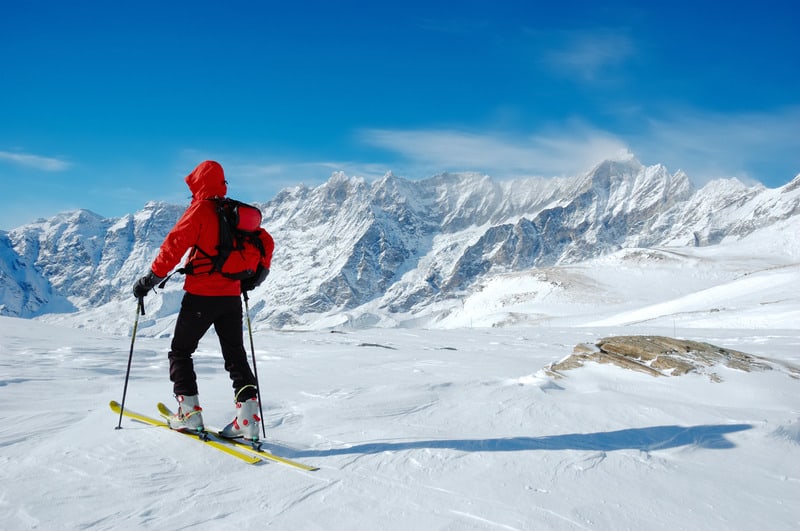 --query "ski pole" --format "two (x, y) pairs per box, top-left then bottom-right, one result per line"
(117, 297), (144, 429)
(243, 291), (267, 439)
